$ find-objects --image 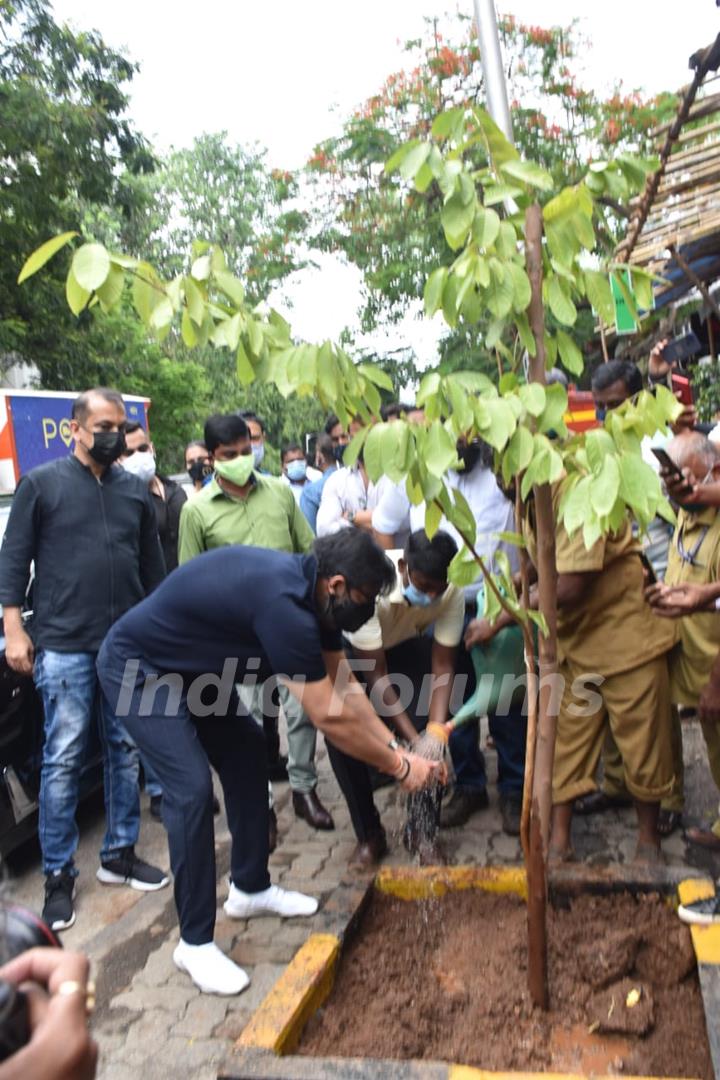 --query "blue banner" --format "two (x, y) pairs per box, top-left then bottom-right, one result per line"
(9, 396), (149, 477)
